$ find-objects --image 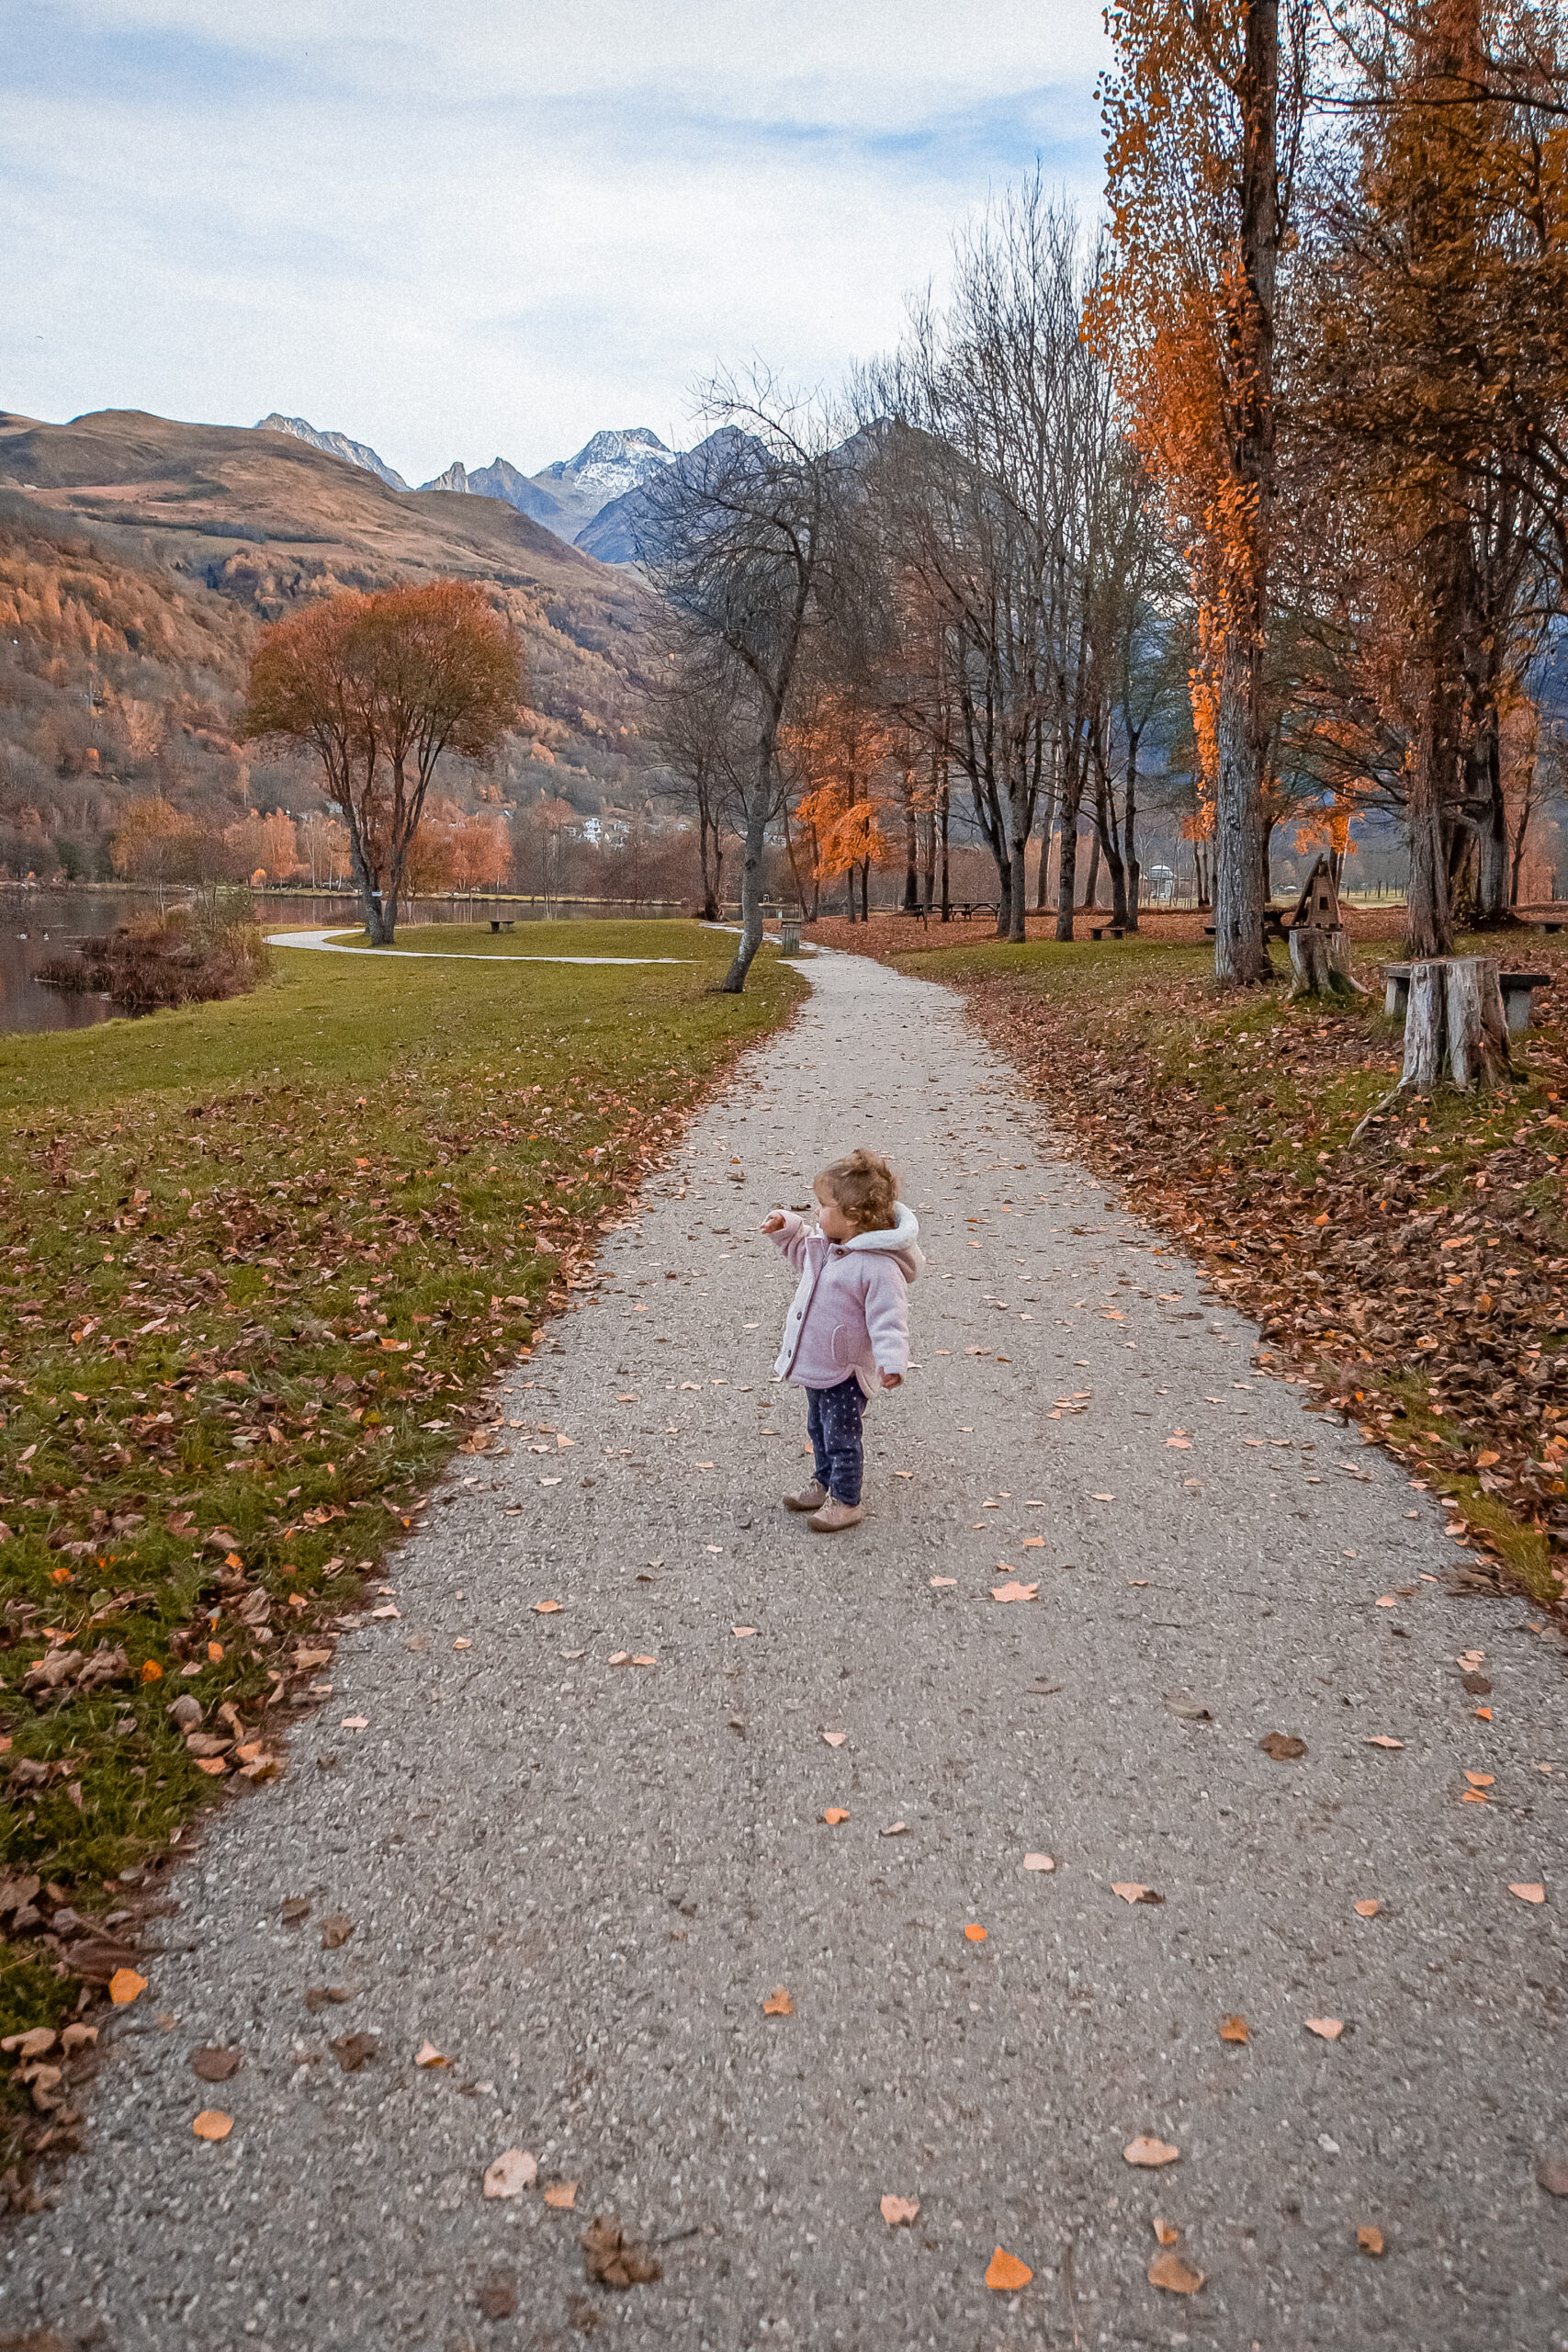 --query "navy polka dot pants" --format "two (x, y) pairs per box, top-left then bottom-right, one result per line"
(806, 1375), (864, 1506)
